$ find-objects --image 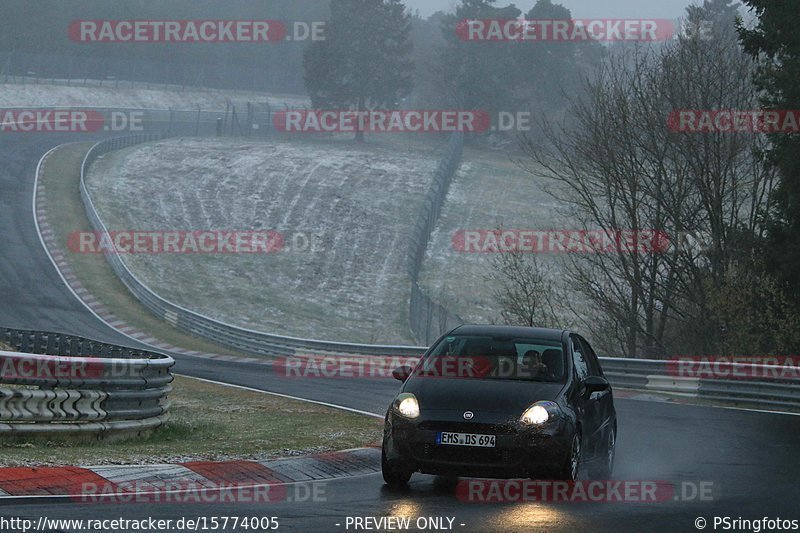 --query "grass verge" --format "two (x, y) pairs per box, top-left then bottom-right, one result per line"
(0, 375), (382, 467)
(40, 143), (250, 357)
